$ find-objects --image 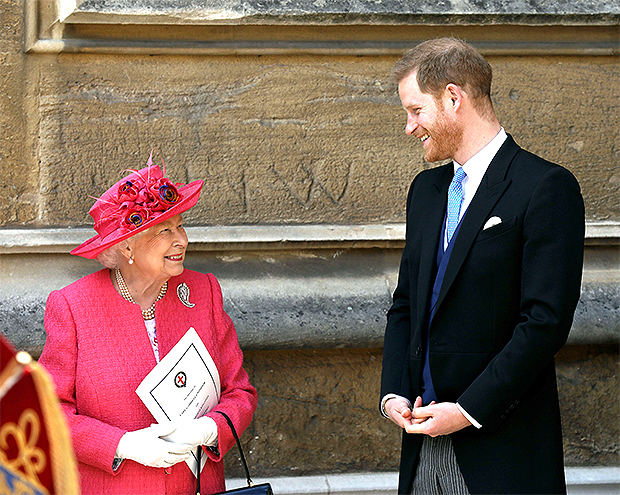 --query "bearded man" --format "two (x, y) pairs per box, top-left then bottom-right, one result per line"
(380, 37), (585, 495)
